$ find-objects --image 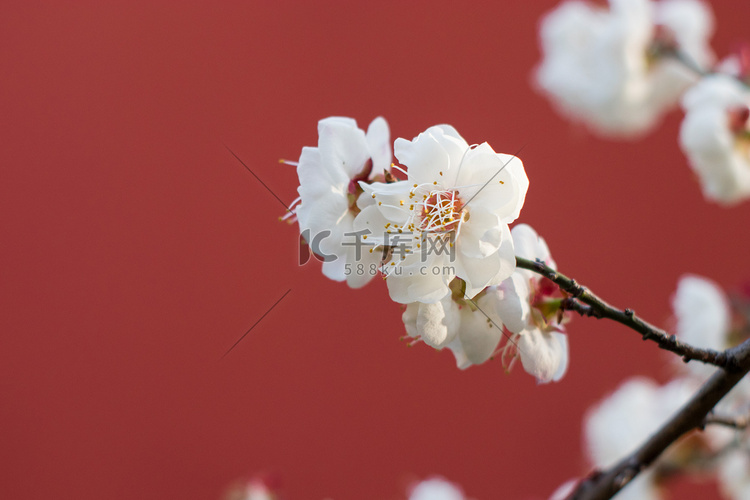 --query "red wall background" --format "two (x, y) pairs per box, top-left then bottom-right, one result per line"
(2, 1), (750, 499)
